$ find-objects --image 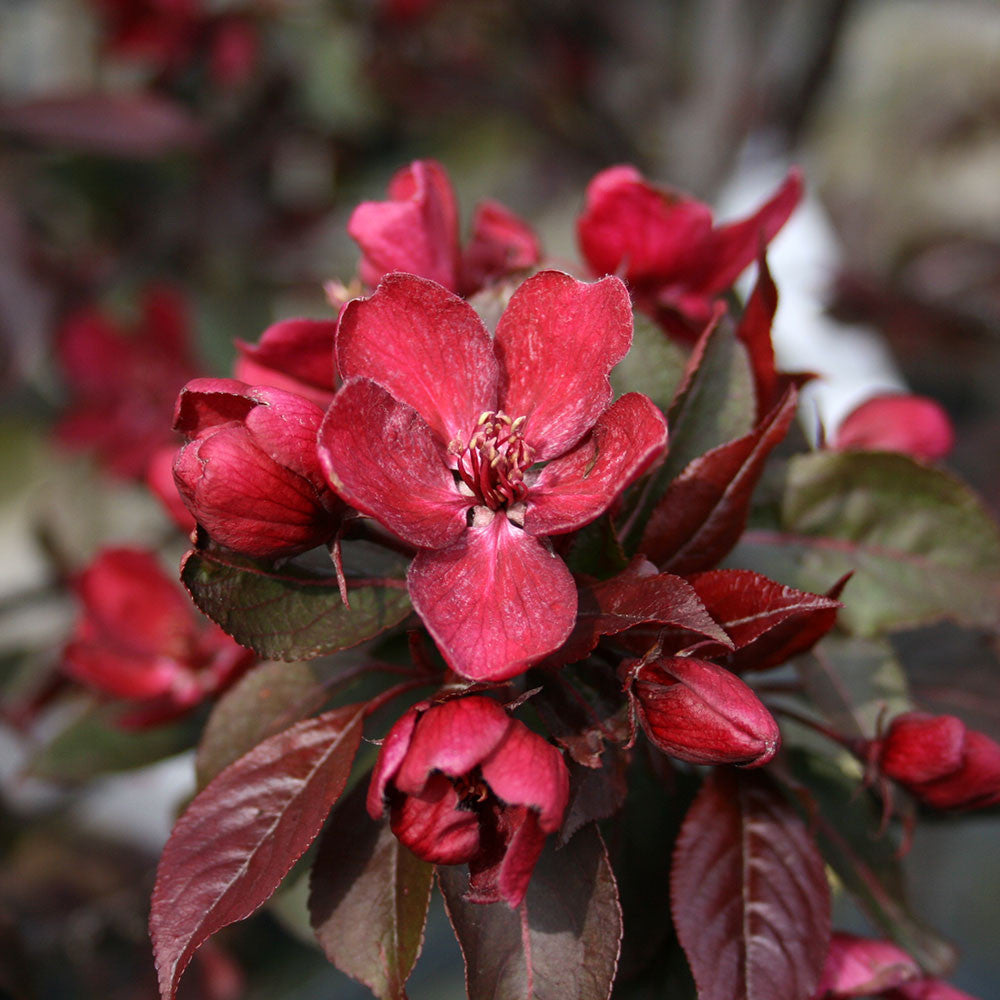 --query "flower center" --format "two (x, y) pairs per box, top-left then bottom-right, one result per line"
(456, 410), (534, 511)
